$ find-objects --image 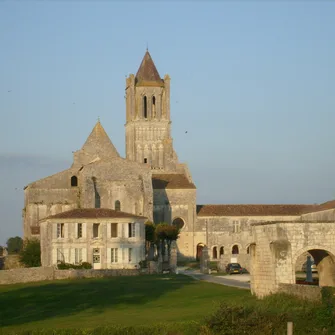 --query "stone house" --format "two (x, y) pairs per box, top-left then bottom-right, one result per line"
(22, 50), (335, 270)
(39, 208), (146, 269)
